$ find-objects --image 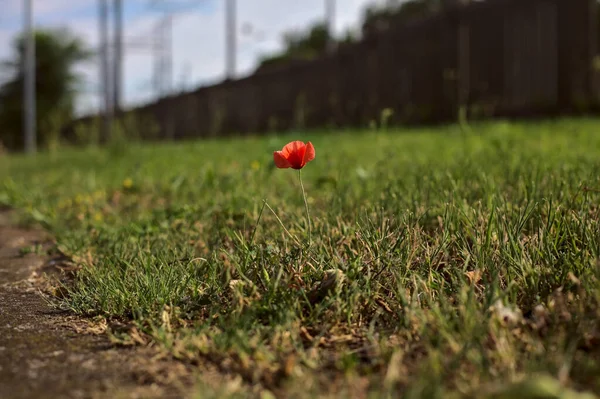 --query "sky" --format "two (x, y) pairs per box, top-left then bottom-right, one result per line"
(0, 0), (384, 115)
